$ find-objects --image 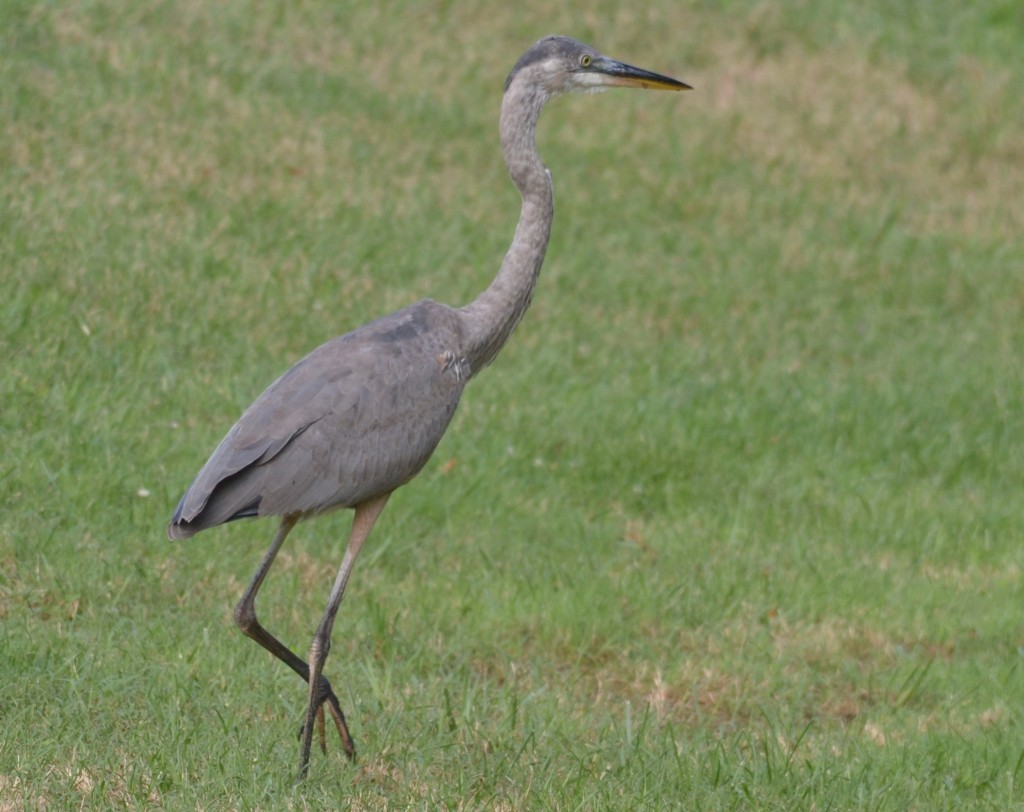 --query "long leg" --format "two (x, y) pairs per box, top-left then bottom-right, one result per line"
(298, 492), (391, 778)
(234, 514), (355, 760)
